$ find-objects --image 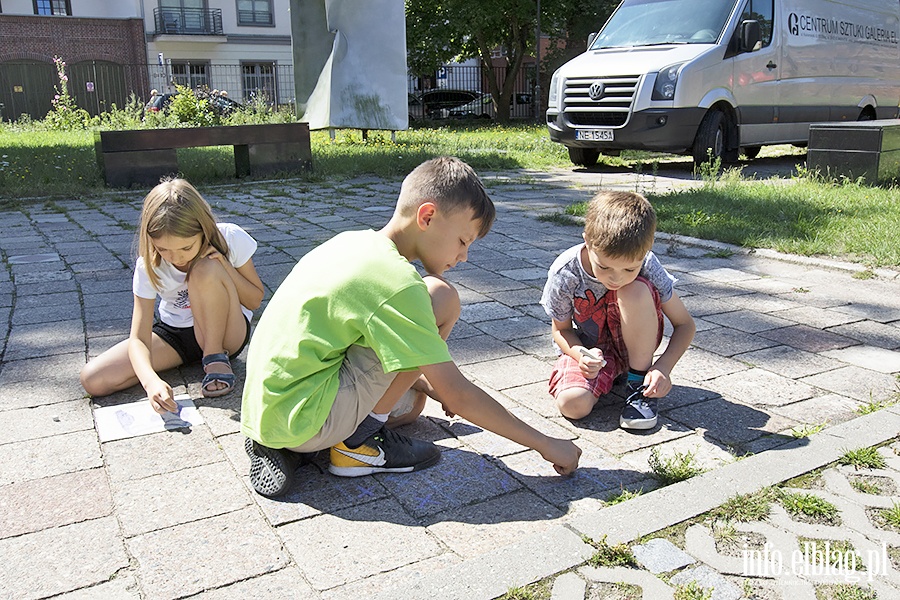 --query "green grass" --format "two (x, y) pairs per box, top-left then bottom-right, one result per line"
(5, 117), (900, 268)
(856, 394), (900, 415)
(0, 122), (571, 200)
(583, 534), (636, 567)
(605, 487), (643, 505)
(563, 169), (900, 267)
(850, 478), (883, 495)
(710, 488), (775, 522)
(674, 580), (713, 600)
(839, 446), (887, 470)
(879, 501), (900, 528)
(815, 583), (877, 600)
(498, 580), (551, 600)
(783, 469), (825, 489)
(798, 537), (863, 571)
(790, 422), (828, 438)
(778, 490), (841, 523)
(658, 173), (900, 266)
(648, 447), (706, 485)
